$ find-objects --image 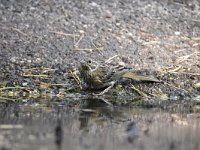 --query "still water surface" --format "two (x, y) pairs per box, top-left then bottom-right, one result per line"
(0, 98), (200, 150)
